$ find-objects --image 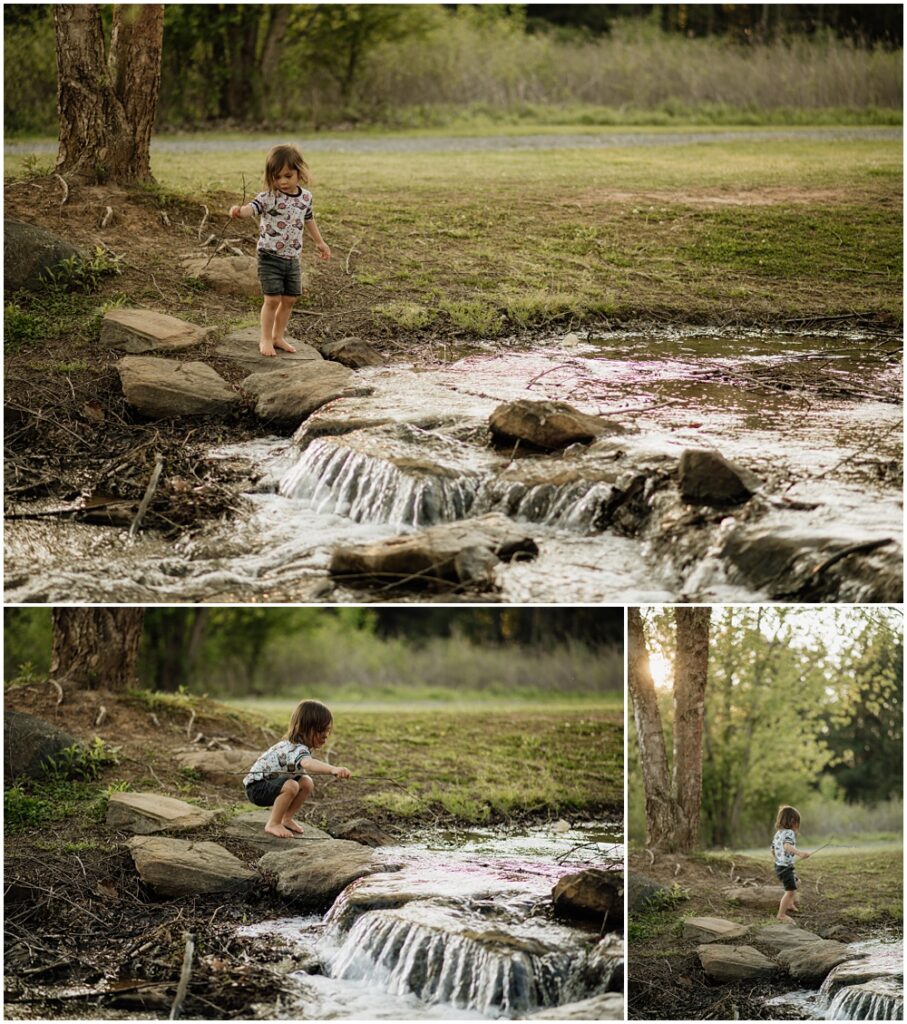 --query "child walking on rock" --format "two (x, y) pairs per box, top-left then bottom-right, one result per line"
(243, 699), (350, 839)
(229, 143), (331, 357)
(772, 804), (811, 922)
